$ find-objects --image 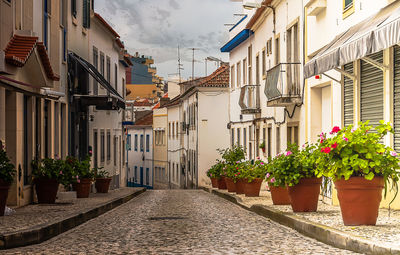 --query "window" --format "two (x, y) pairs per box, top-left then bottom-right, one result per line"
(231, 65), (235, 88)
(114, 136), (117, 166)
(106, 57), (111, 83)
(100, 130), (105, 162)
(60, 0), (67, 61)
(248, 45), (252, 84)
(243, 128), (247, 153)
(146, 134), (150, 152)
(343, 0), (354, 18)
(262, 127), (266, 155)
(172, 122), (175, 139)
(140, 134), (144, 152)
(146, 168), (149, 185)
(287, 124), (299, 146)
(268, 127), (272, 158)
(134, 134), (138, 151)
(43, 0), (50, 49)
(134, 166), (137, 182)
(71, 0), (77, 17)
(83, 0), (90, 28)
(93, 47), (99, 95)
(107, 130), (111, 161)
(256, 128), (260, 158)
(262, 48), (266, 79)
(122, 78), (125, 98)
(114, 64), (118, 90)
(176, 122), (178, 137)
(267, 38), (272, 56)
(231, 128), (235, 147)
(100, 52), (105, 77)
(243, 58), (247, 85)
(287, 23), (299, 63)
(276, 127), (281, 154)
(237, 128), (241, 146)
(94, 130), (98, 167)
(236, 62), (241, 87)
(256, 53), (260, 85)
(169, 122), (171, 137)
(344, 0), (353, 10)
(275, 36), (280, 65)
